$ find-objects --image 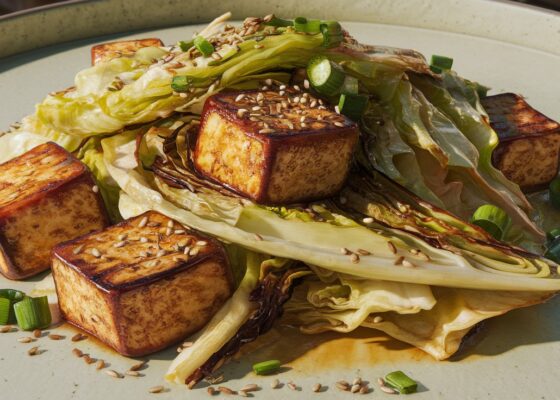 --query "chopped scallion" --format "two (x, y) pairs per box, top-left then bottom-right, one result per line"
(264, 15), (293, 27)
(470, 204), (511, 240)
(545, 237), (560, 263)
(340, 76), (359, 95)
(549, 177), (560, 209)
(14, 296), (51, 331)
(384, 371), (418, 394)
(252, 359), (281, 375)
(547, 228), (560, 242)
(0, 289), (25, 325)
(0, 298), (11, 325)
(178, 40), (194, 52)
(430, 54), (454, 72)
(193, 36), (214, 57)
(306, 56), (345, 96)
(338, 93), (368, 121)
(293, 17), (308, 32)
(320, 21), (343, 48)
